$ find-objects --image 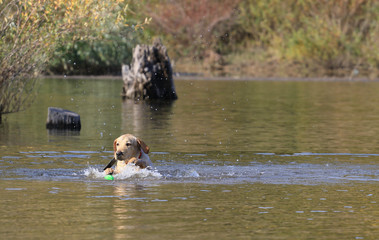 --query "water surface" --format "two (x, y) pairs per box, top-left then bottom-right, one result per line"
(0, 78), (378, 239)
